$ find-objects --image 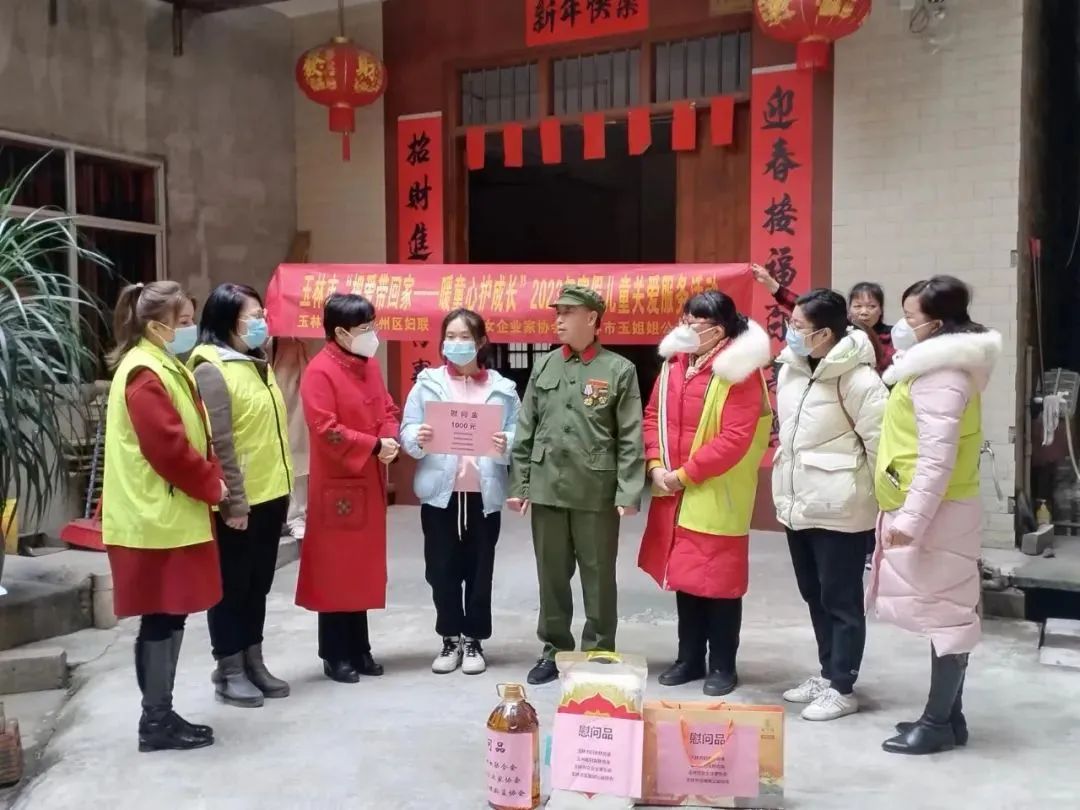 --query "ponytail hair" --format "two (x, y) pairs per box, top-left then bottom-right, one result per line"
(106, 280), (188, 370)
(796, 287), (884, 369)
